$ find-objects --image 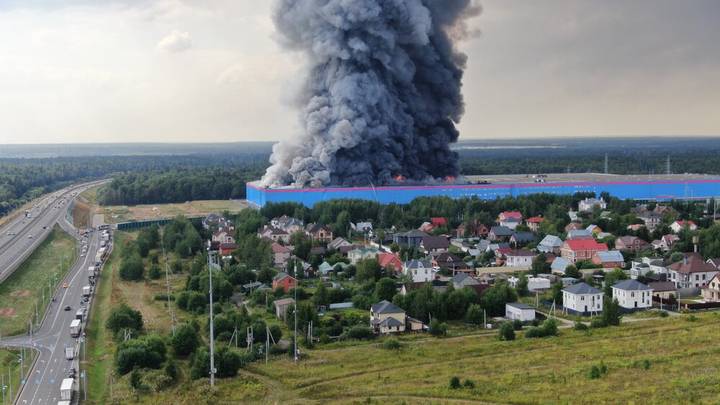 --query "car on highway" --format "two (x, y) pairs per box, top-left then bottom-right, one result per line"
(64, 306), (72, 311)
(28, 234), (33, 239)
